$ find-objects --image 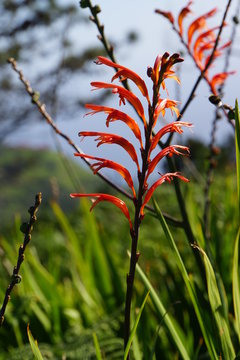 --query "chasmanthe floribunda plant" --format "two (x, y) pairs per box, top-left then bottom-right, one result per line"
(70, 53), (192, 353)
